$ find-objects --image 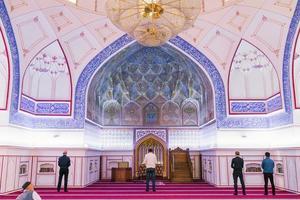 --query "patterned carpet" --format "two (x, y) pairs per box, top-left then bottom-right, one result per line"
(0, 182), (300, 200)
